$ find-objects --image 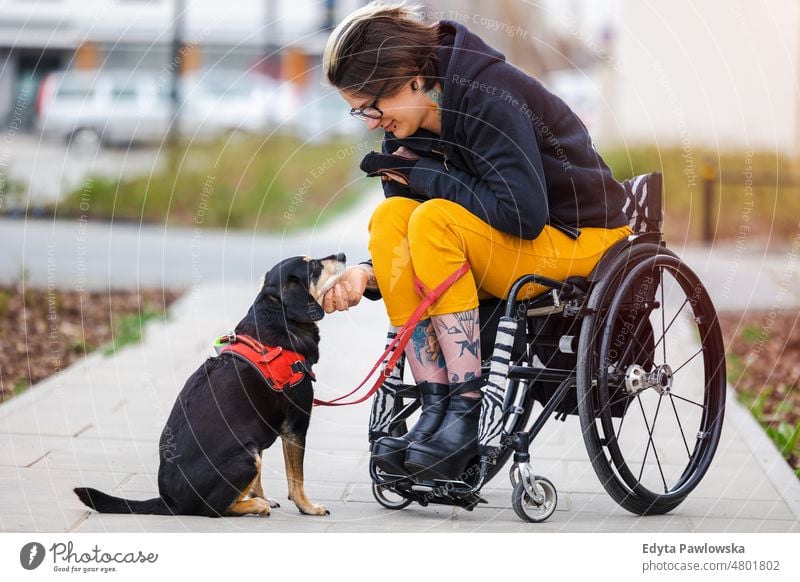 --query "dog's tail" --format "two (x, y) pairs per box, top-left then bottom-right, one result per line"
(74, 487), (172, 515)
